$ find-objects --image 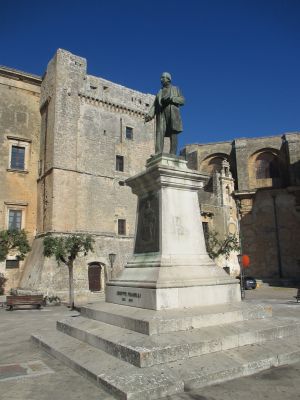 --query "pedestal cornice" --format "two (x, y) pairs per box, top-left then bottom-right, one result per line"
(126, 154), (208, 194)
